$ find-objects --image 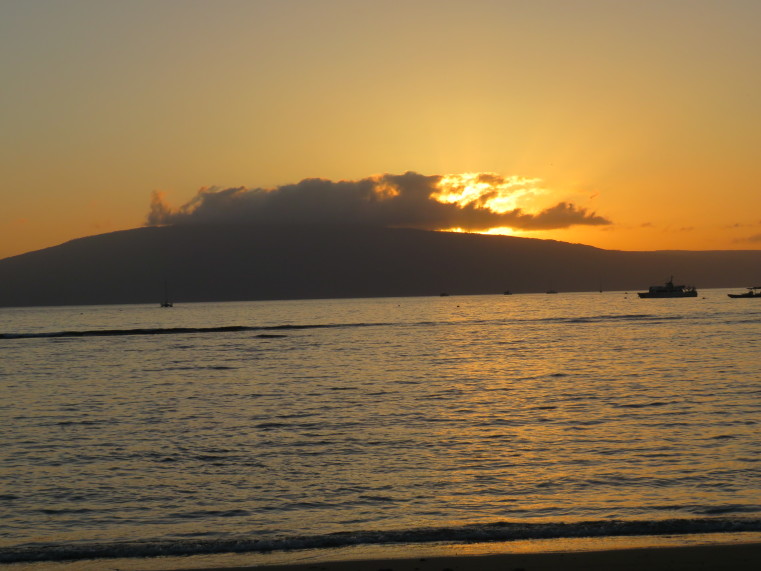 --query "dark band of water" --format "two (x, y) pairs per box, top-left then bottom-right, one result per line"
(2, 518), (760, 564)
(0, 322), (390, 339)
(0, 313), (712, 340)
